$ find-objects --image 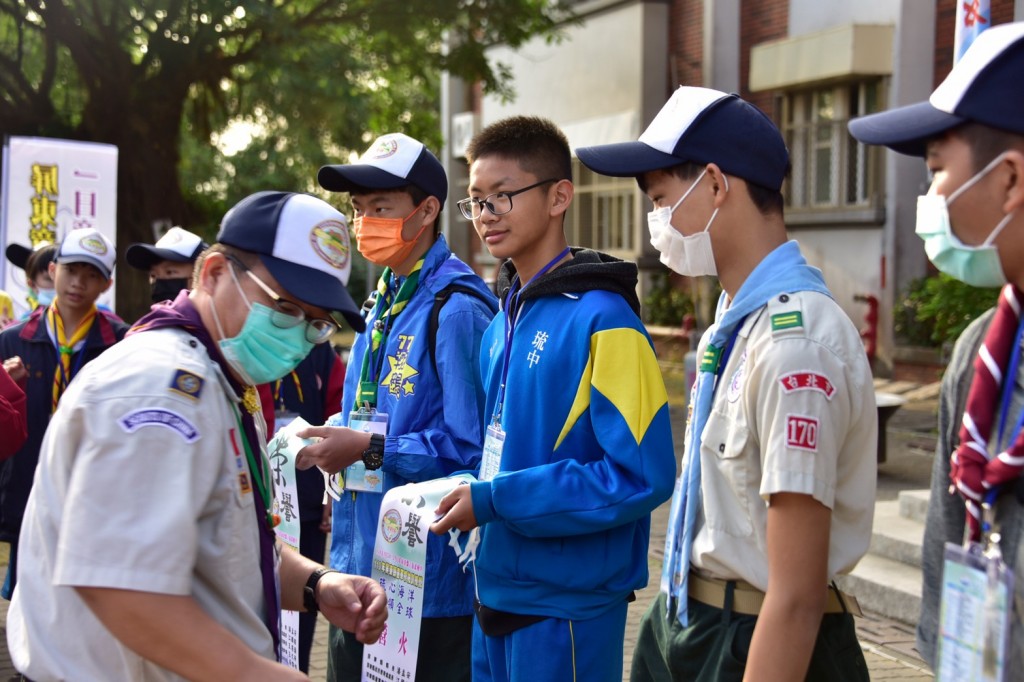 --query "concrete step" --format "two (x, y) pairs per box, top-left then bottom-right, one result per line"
(899, 489), (930, 525)
(871, 500), (924, 567)
(836, 553), (922, 627)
